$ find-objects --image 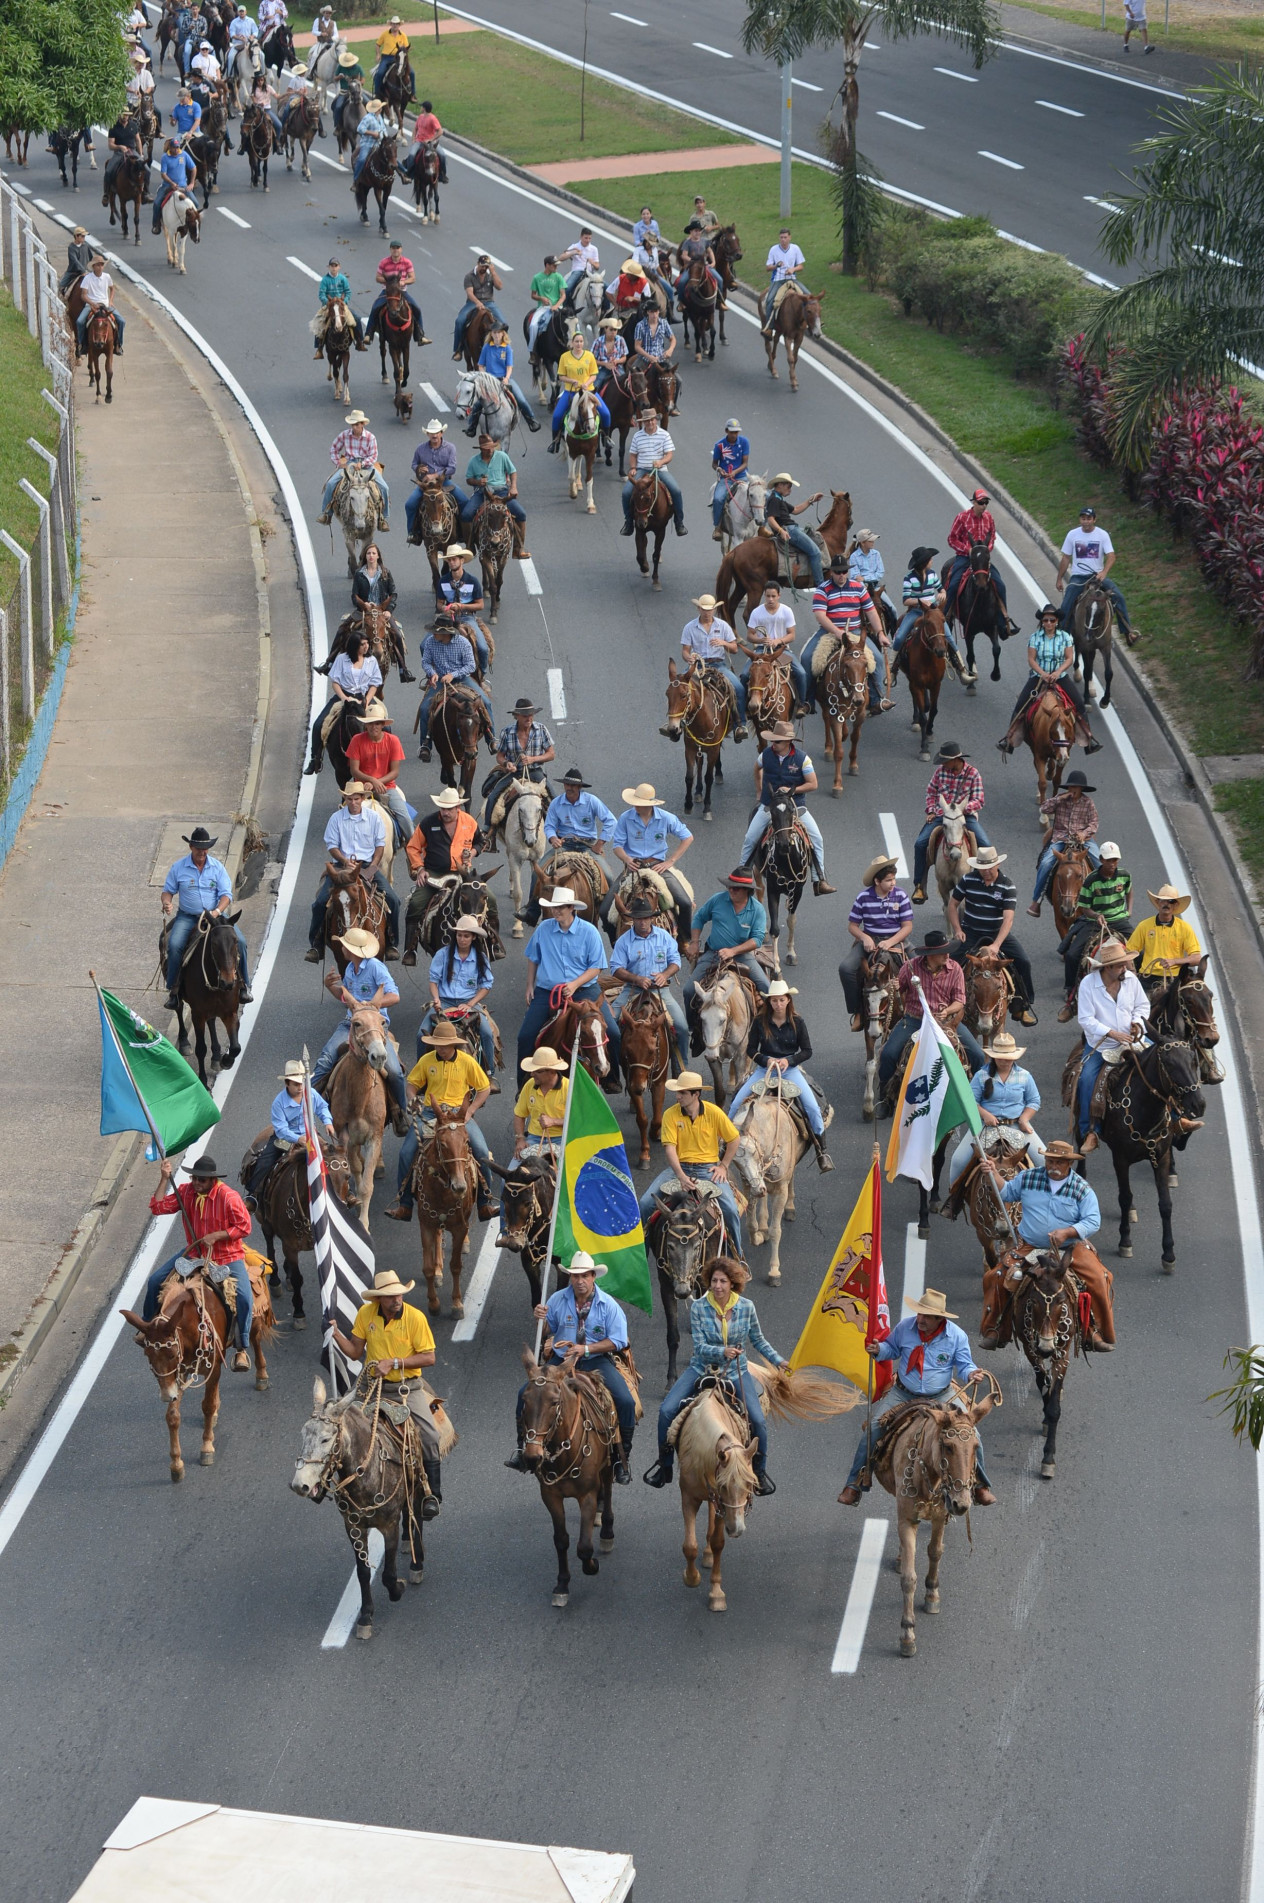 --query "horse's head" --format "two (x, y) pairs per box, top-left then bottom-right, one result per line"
(490, 1156), (550, 1252)
(694, 966), (741, 1062)
(1173, 968), (1219, 1048)
(929, 1399), (990, 1517)
(120, 1280), (201, 1401)
(715, 224), (741, 268)
(915, 607), (949, 657)
(291, 1374), (344, 1501)
(572, 1000), (610, 1078)
(767, 787), (798, 837)
(346, 1003), (388, 1073)
(967, 540), (991, 581)
(323, 1143), (354, 1204)
(664, 656), (698, 734)
(938, 799), (968, 860)
(518, 1346), (568, 1471)
(652, 1193), (712, 1299)
(427, 1101), (476, 1196)
(711, 1421), (759, 1533)
(202, 909), (243, 988)
(1152, 1034), (1207, 1132)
